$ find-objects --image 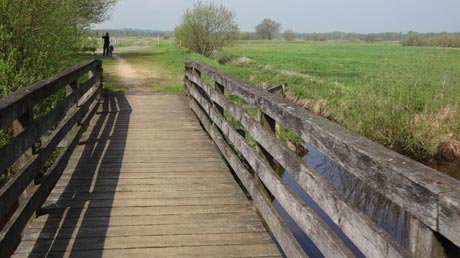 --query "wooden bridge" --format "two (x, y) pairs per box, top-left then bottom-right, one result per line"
(0, 60), (459, 258)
